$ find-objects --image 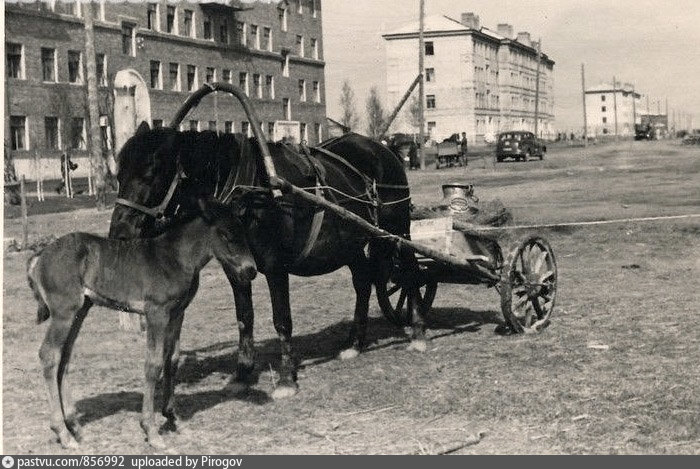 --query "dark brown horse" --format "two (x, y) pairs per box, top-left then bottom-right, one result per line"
(29, 200), (256, 449)
(109, 126), (426, 399)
